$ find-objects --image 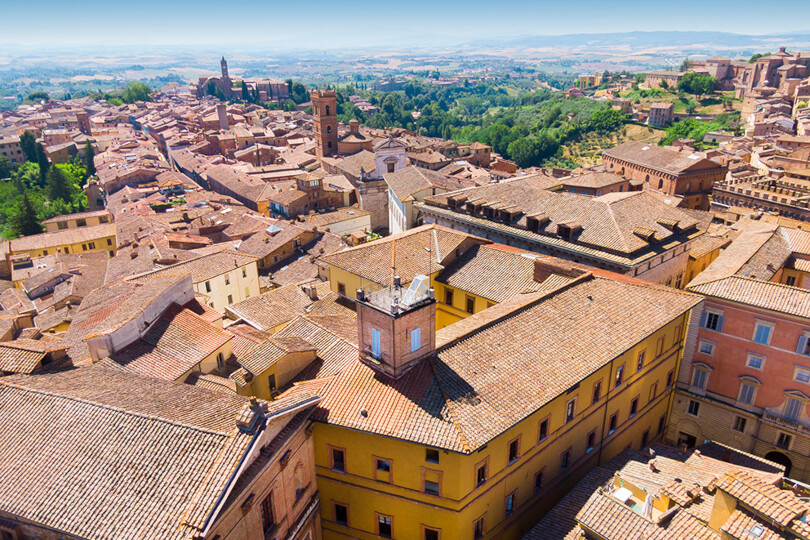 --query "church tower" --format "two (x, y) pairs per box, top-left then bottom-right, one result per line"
(220, 56), (229, 80)
(311, 90), (338, 159)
